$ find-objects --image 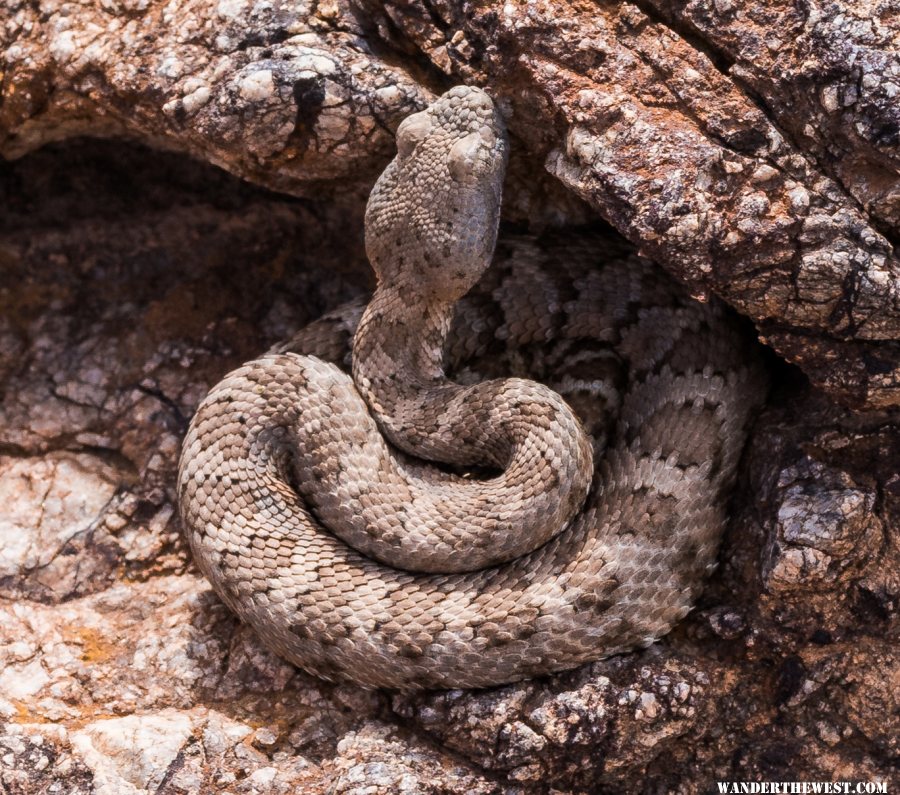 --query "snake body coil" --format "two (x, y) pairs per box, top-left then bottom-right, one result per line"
(178, 86), (766, 689)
